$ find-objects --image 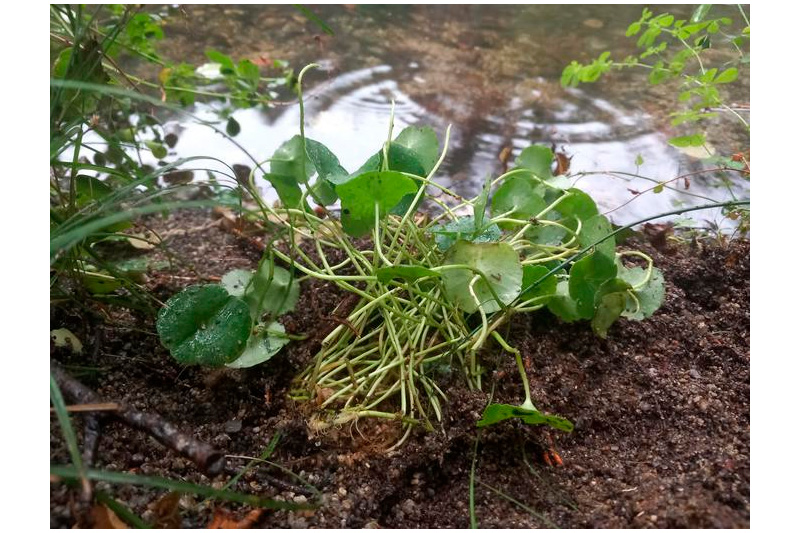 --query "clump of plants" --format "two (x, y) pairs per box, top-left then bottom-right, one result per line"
(156, 65), (665, 445)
